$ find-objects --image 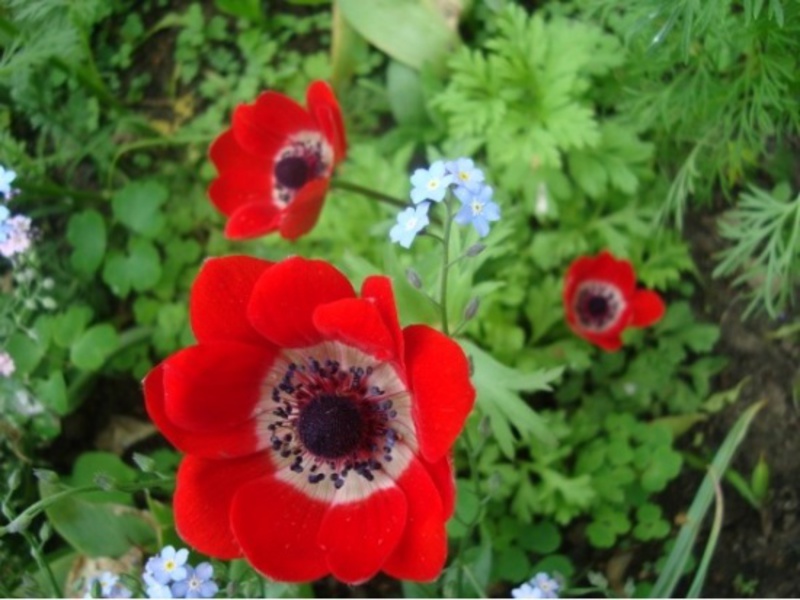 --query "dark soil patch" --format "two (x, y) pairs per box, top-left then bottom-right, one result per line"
(684, 212), (800, 598)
